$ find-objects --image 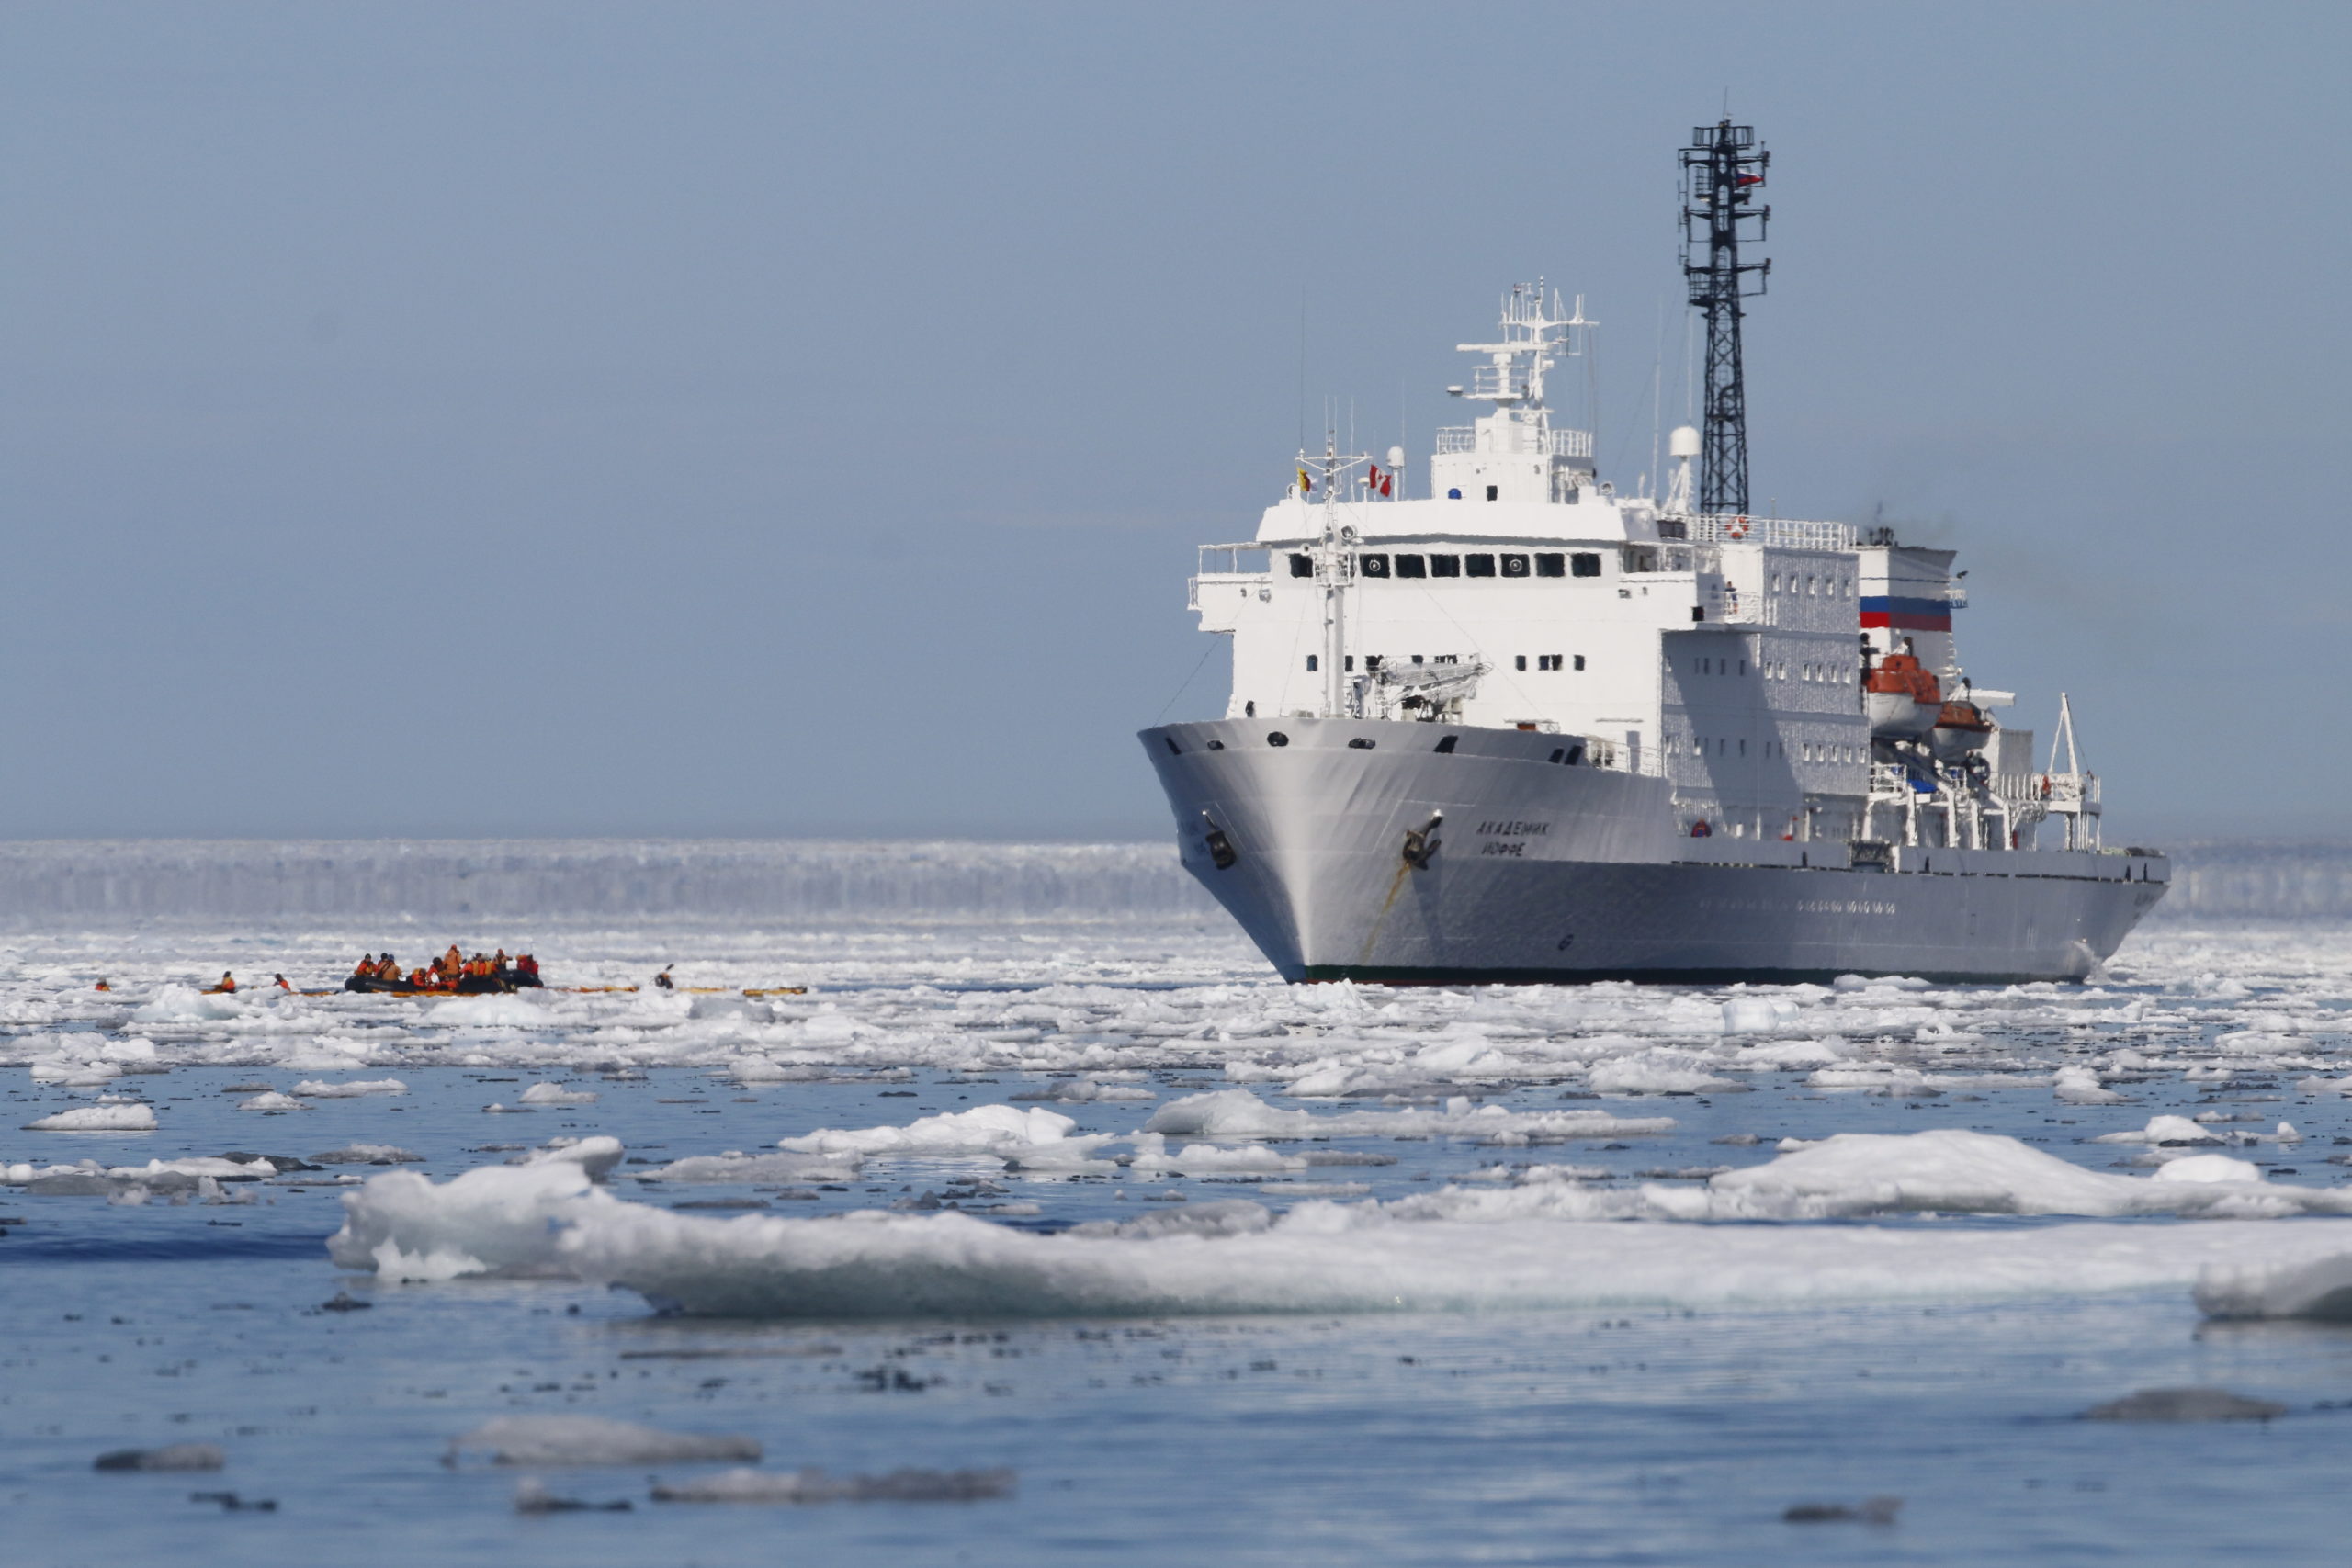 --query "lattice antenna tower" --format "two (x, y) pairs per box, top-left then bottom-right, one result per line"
(1679, 119), (1770, 516)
